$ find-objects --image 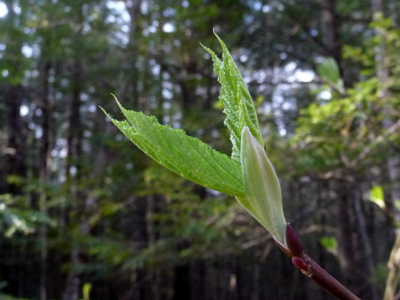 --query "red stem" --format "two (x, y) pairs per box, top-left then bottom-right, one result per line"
(283, 224), (361, 300)
(300, 254), (361, 300)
